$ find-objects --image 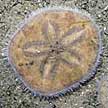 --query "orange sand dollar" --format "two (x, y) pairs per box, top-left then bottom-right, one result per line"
(8, 8), (100, 96)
